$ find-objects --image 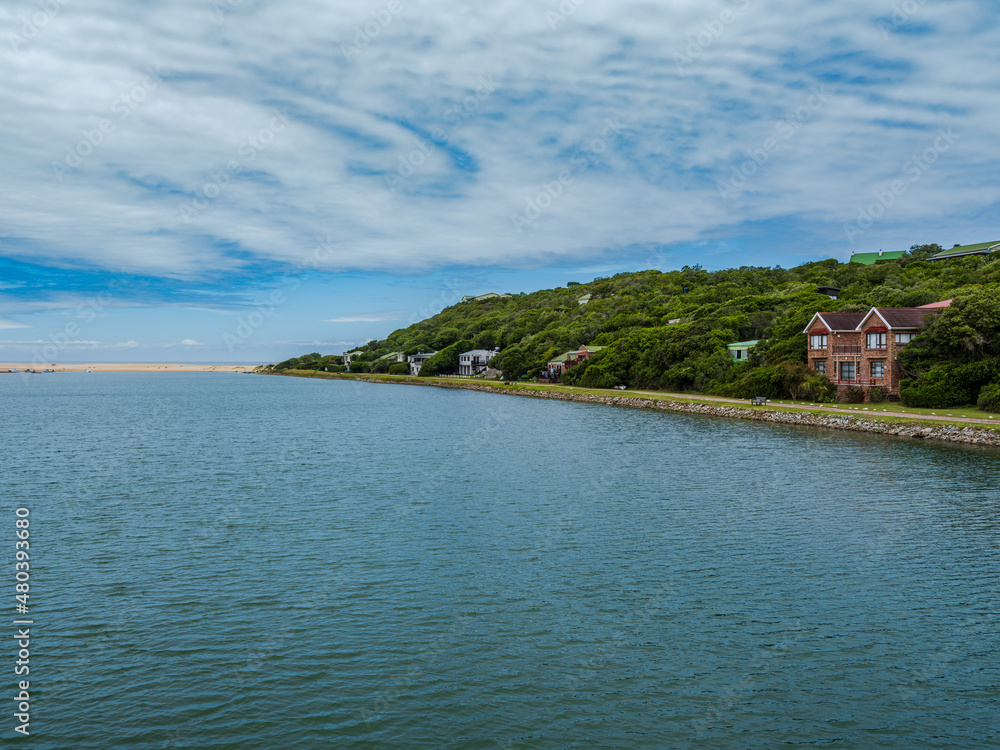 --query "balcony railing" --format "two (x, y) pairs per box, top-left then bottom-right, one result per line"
(832, 345), (862, 355)
(831, 378), (884, 386)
